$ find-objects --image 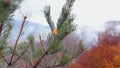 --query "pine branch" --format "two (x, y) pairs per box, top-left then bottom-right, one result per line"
(44, 6), (55, 31)
(57, 0), (75, 29)
(9, 16), (27, 65)
(26, 0), (76, 68)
